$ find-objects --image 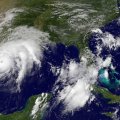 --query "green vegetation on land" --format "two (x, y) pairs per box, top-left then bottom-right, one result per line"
(11, 0), (119, 53)
(94, 86), (120, 119)
(0, 0), (120, 119)
(0, 94), (51, 120)
(94, 86), (120, 104)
